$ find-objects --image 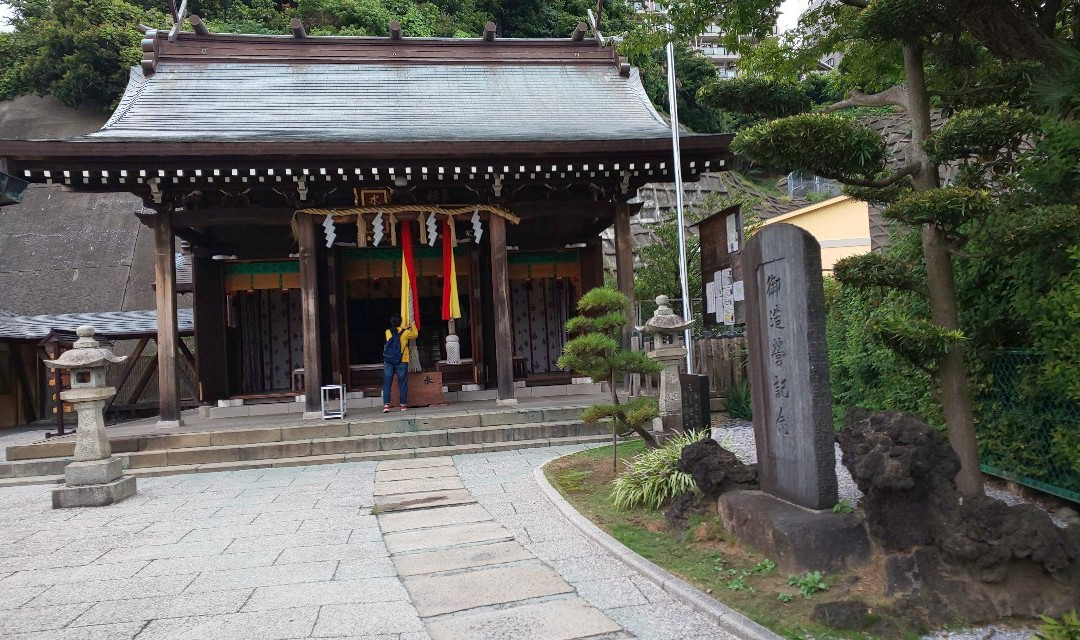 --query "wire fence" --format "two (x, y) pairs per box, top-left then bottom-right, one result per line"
(978, 350), (1080, 503)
